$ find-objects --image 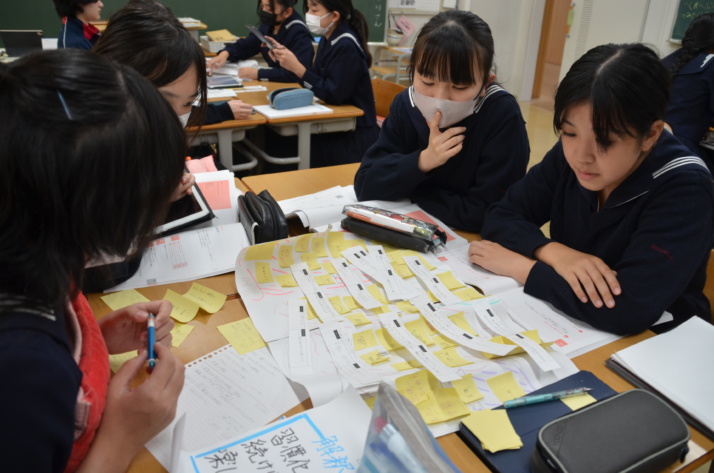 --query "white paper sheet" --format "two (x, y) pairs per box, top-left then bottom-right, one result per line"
(146, 345), (300, 469)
